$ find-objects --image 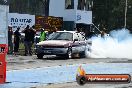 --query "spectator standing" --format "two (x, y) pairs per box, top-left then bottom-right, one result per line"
(14, 27), (21, 55)
(22, 25), (36, 56)
(39, 28), (46, 42)
(8, 25), (13, 54)
(31, 25), (36, 43)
